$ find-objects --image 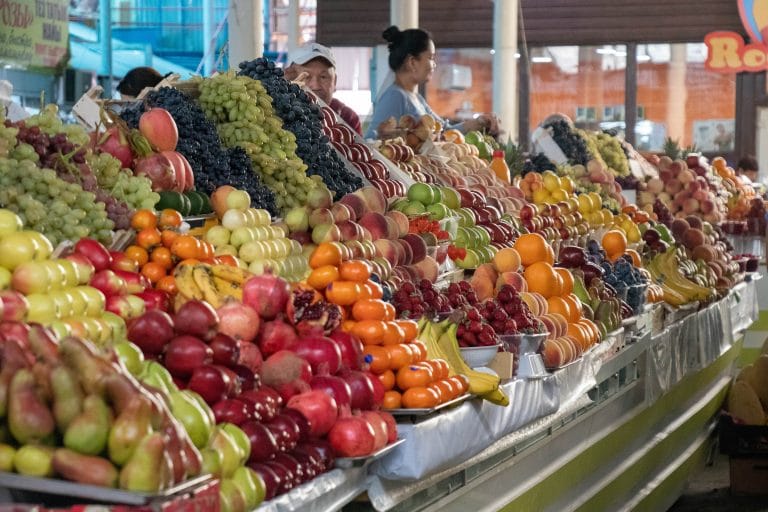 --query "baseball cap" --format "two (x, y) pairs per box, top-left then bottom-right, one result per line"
(289, 43), (336, 68)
